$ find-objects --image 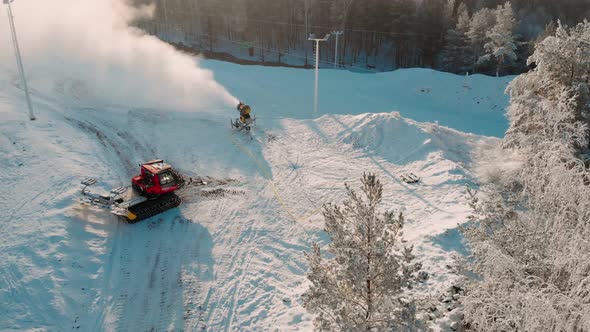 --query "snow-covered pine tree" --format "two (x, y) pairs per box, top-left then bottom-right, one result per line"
(461, 21), (590, 331)
(467, 7), (496, 72)
(480, 2), (517, 76)
(504, 21), (590, 150)
(456, 3), (470, 34)
(303, 173), (417, 331)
